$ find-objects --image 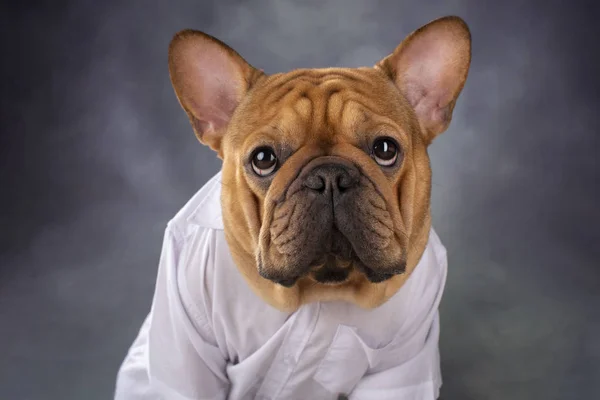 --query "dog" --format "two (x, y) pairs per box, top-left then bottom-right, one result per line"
(115, 15), (471, 400)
